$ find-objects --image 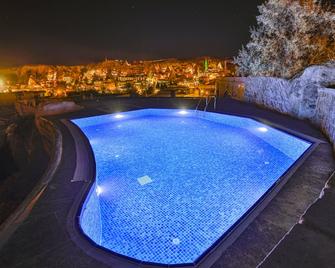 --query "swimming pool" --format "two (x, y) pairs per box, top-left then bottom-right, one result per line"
(72, 109), (312, 266)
